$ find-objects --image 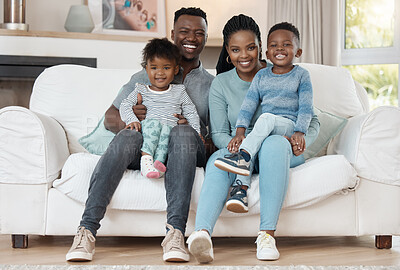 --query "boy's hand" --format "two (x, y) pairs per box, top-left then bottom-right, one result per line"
(228, 127), (246, 153)
(125, 122), (141, 132)
(133, 93), (147, 121)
